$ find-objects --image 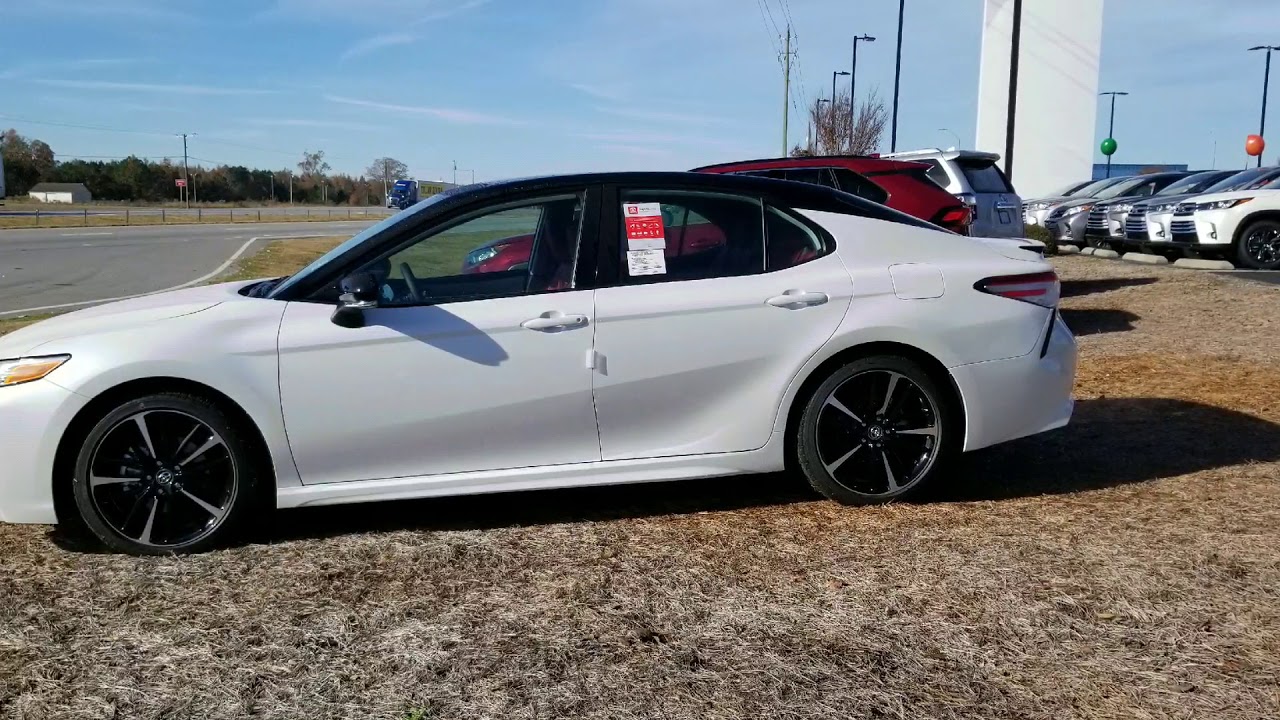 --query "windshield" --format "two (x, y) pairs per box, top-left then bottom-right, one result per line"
(1155, 172), (1223, 196)
(1203, 168), (1275, 194)
(1069, 177), (1126, 197)
(1095, 177), (1149, 200)
(1050, 180), (1090, 196)
(268, 191), (453, 298)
